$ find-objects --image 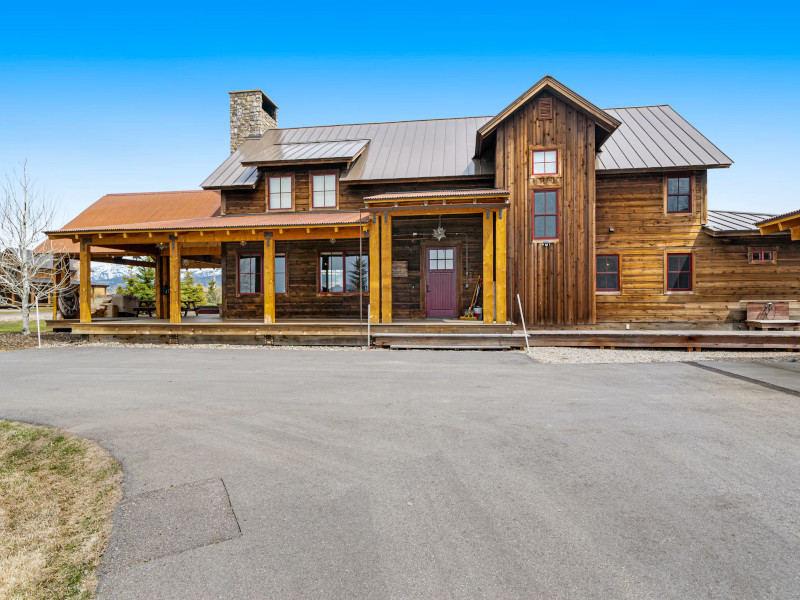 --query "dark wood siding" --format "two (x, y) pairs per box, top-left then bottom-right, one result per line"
(494, 93), (597, 325)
